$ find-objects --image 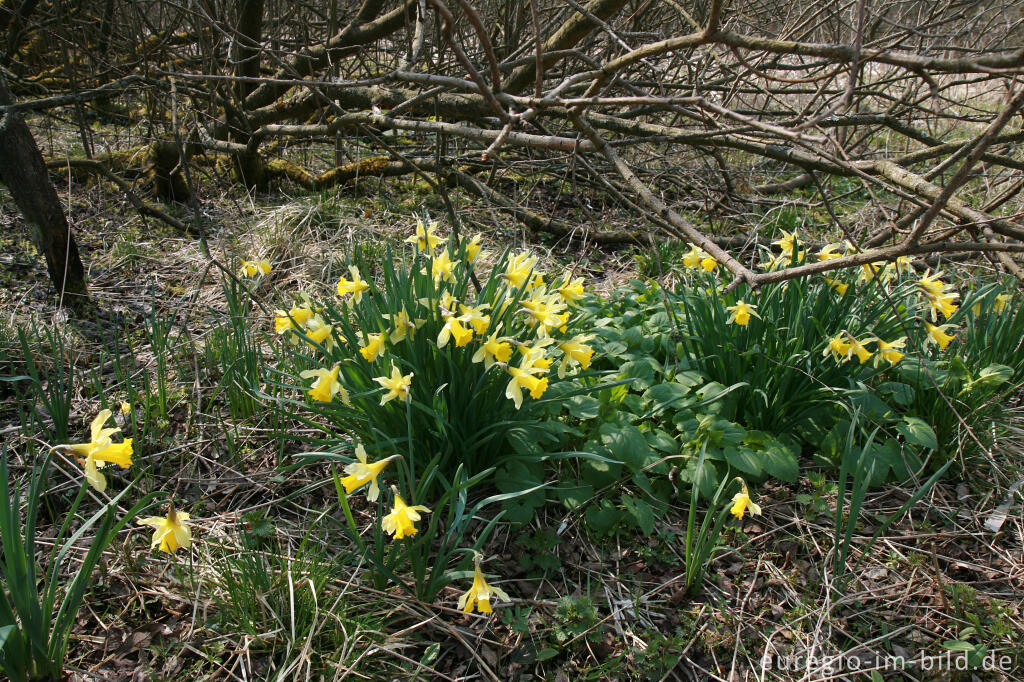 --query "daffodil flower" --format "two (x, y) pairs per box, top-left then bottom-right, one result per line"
(303, 315), (334, 350)
(730, 484), (761, 520)
(924, 290), (959, 321)
(458, 555), (511, 614)
(502, 251), (538, 288)
(858, 262), (883, 284)
(557, 335), (594, 378)
(138, 505), (192, 553)
(437, 314), (474, 348)
(300, 365), (350, 404)
(725, 300), (759, 326)
(682, 243), (709, 269)
(993, 293), (1011, 313)
(339, 445), (395, 502)
(875, 337), (906, 366)
(817, 243), (843, 261)
(824, 277), (849, 295)
(773, 230), (798, 256)
(824, 334), (852, 363)
(274, 305), (314, 335)
(375, 364), (413, 405)
(66, 409), (133, 492)
(387, 309), (423, 344)
(556, 277), (585, 304)
(472, 332), (513, 368)
(466, 234), (483, 263)
(120, 401), (132, 415)
(239, 258), (272, 277)
(505, 364), (550, 409)
(359, 332), (387, 362)
(406, 218), (444, 251)
(381, 489), (430, 540)
(846, 335), (874, 364)
(431, 249), (458, 284)
(337, 265), (370, 304)
(925, 321), (956, 350)
(458, 303), (491, 334)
